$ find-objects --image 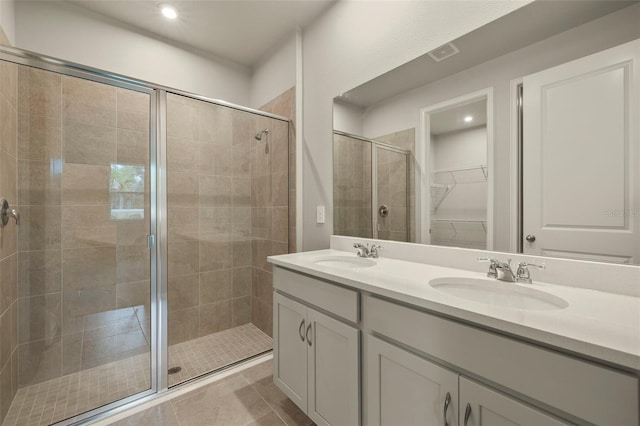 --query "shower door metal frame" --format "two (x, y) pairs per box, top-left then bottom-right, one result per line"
(0, 44), (290, 425)
(0, 48), (160, 426)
